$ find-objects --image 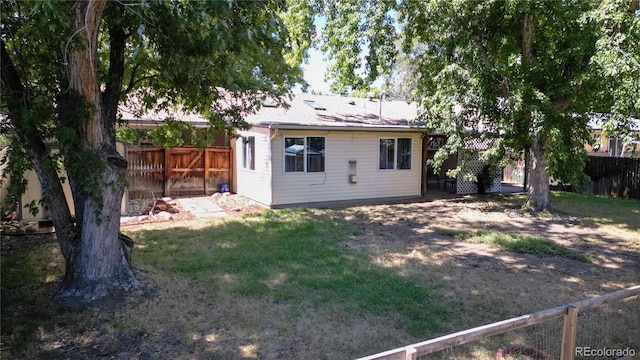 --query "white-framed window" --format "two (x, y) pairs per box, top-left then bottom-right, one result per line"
(242, 136), (255, 170)
(284, 136), (325, 173)
(379, 137), (412, 170)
